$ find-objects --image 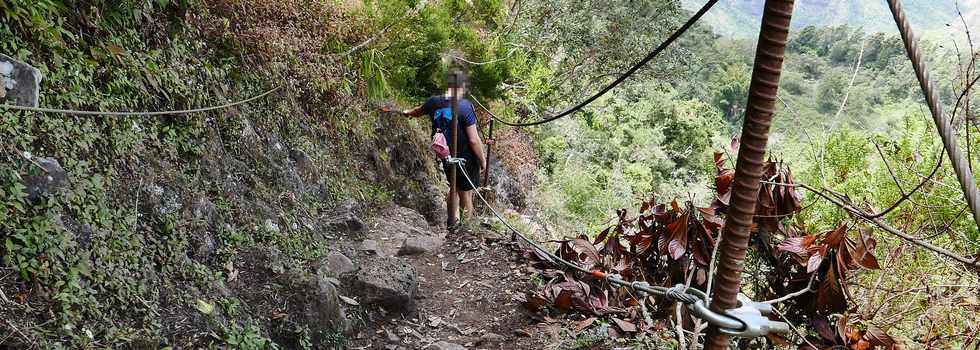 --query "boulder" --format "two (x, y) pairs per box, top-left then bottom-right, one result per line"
(359, 240), (381, 255)
(397, 235), (444, 256)
(0, 53), (42, 107)
(347, 256), (417, 314)
(323, 199), (364, 232)
(22, 156), (68, 202)
(280, 269), (352, 340)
